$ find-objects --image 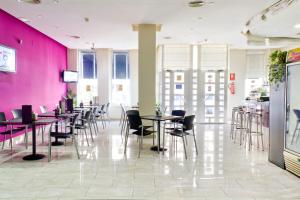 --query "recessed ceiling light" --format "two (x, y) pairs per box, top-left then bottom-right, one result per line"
(188, 0), (205, 7)
(18, 17), (30, 22)
(294, 24), (300, 29)
(37, 14), (43, 19)
(163, 36), (172, 40)
(84, 17), (90, 22)
(17, 0), (41, 4)
(197, 17), (203, 20)
(69, 35), (80, 39)
(53, 0), (59, 3)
